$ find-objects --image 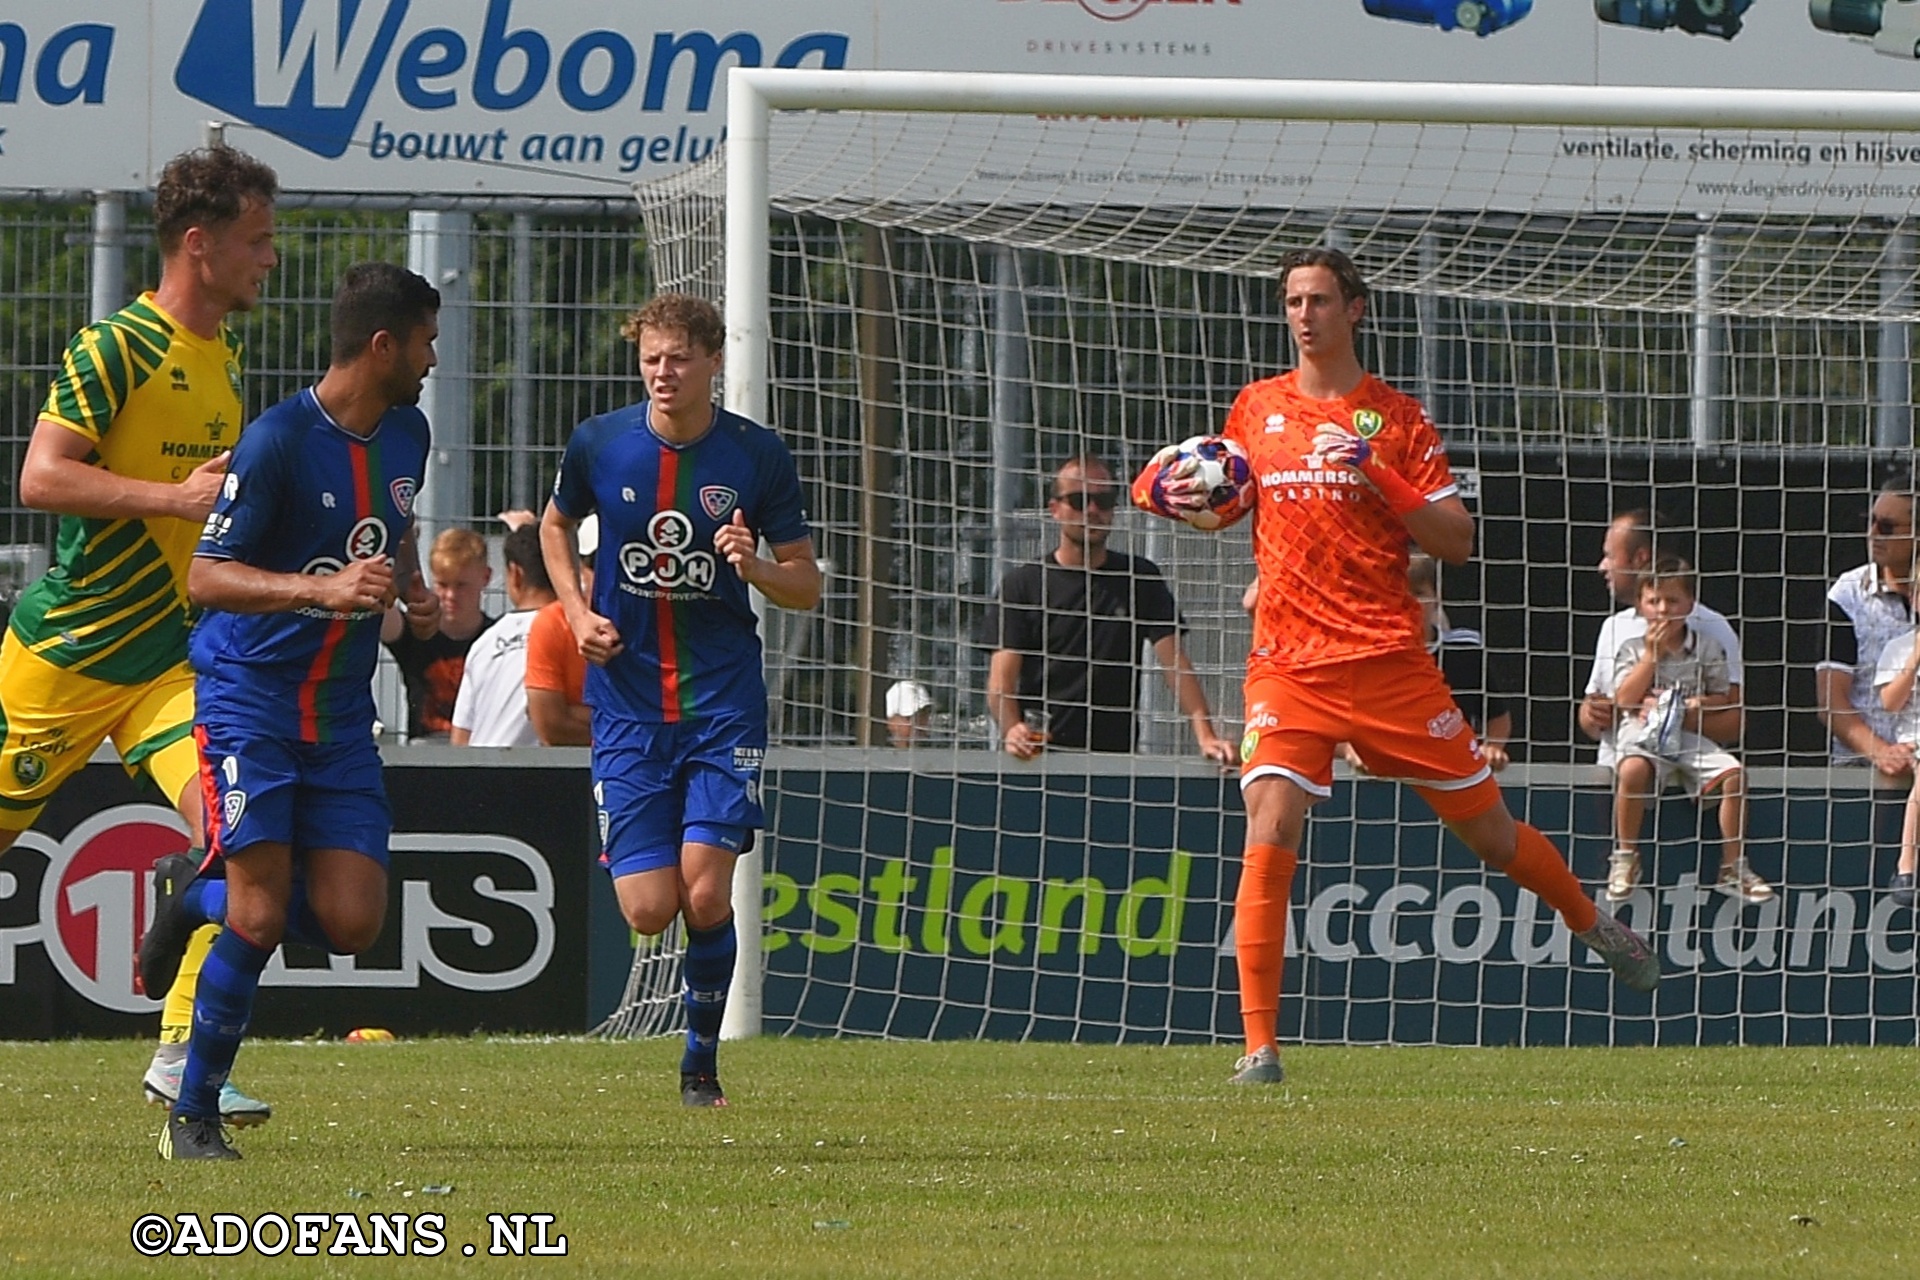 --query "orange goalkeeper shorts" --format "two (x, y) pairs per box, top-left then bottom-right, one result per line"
(1240, 648), (1501, 822)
